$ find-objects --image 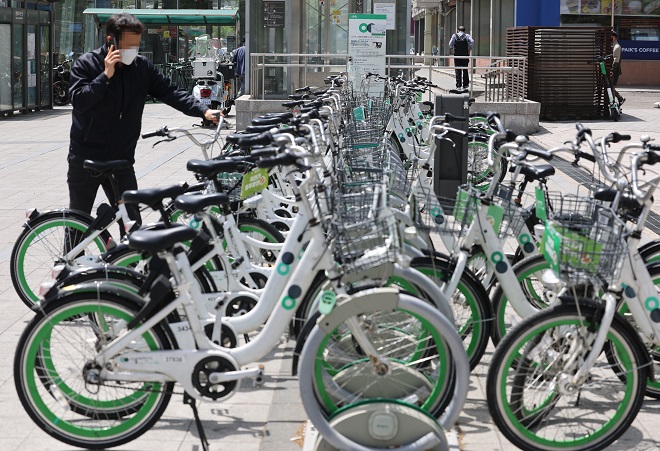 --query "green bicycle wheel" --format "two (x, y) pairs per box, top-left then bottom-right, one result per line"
(487, 300), (648, 451)
(15, 294), (173, 449)
(11, 210), (110, 307)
